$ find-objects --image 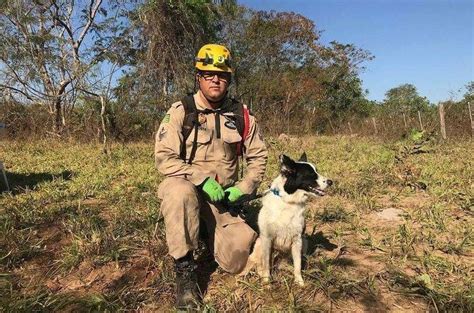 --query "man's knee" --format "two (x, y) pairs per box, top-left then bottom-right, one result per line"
(215, 222), (257, 274)
(159, 177), (200, 220)
(217, 249), (251, 274)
